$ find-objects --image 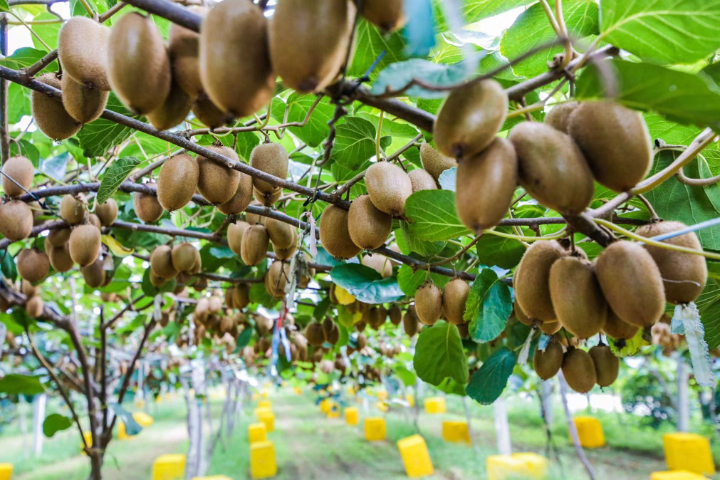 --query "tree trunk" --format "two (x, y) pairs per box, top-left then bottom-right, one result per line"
(493, 396), (512, 455)
(88, 452), (103, 480)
